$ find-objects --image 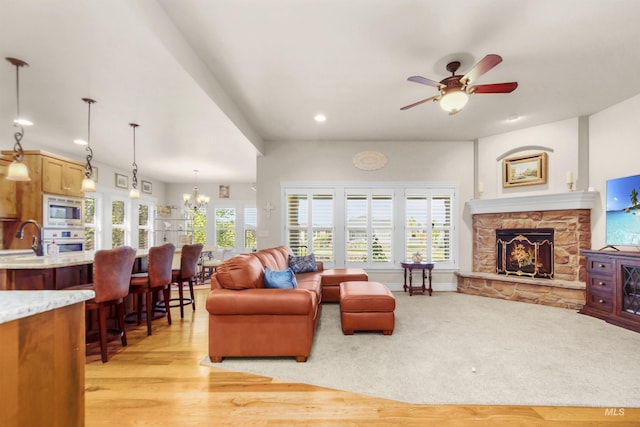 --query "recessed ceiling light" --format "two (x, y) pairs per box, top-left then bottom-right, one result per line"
(73, 139), (88, 146)
(506, 114), (520, 122)
(314, 114), (326, 123)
